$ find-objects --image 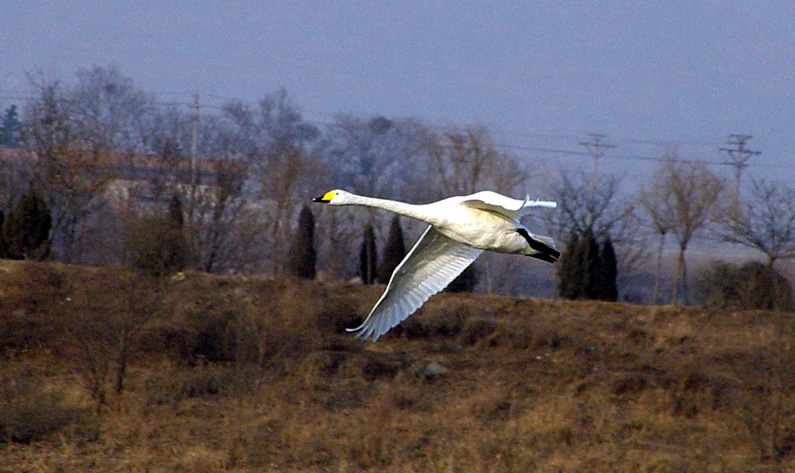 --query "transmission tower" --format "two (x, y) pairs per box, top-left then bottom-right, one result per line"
(580, 133), (616, 195)
(720, 134), (760, 207)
